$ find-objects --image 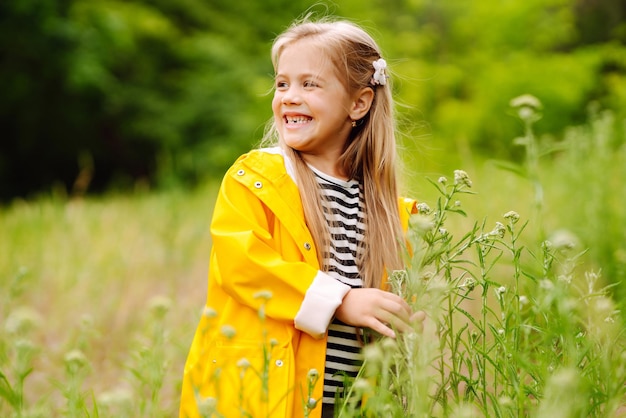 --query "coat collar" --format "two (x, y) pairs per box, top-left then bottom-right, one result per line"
(230, 148), (319, 266)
